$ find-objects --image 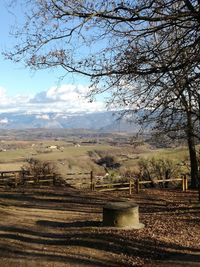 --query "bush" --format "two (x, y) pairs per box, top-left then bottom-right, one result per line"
(119, 167), (136, 180)
(22, 158), (57, 177)
(96, 155), (121, 169)
(137, 157), (182, 188)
